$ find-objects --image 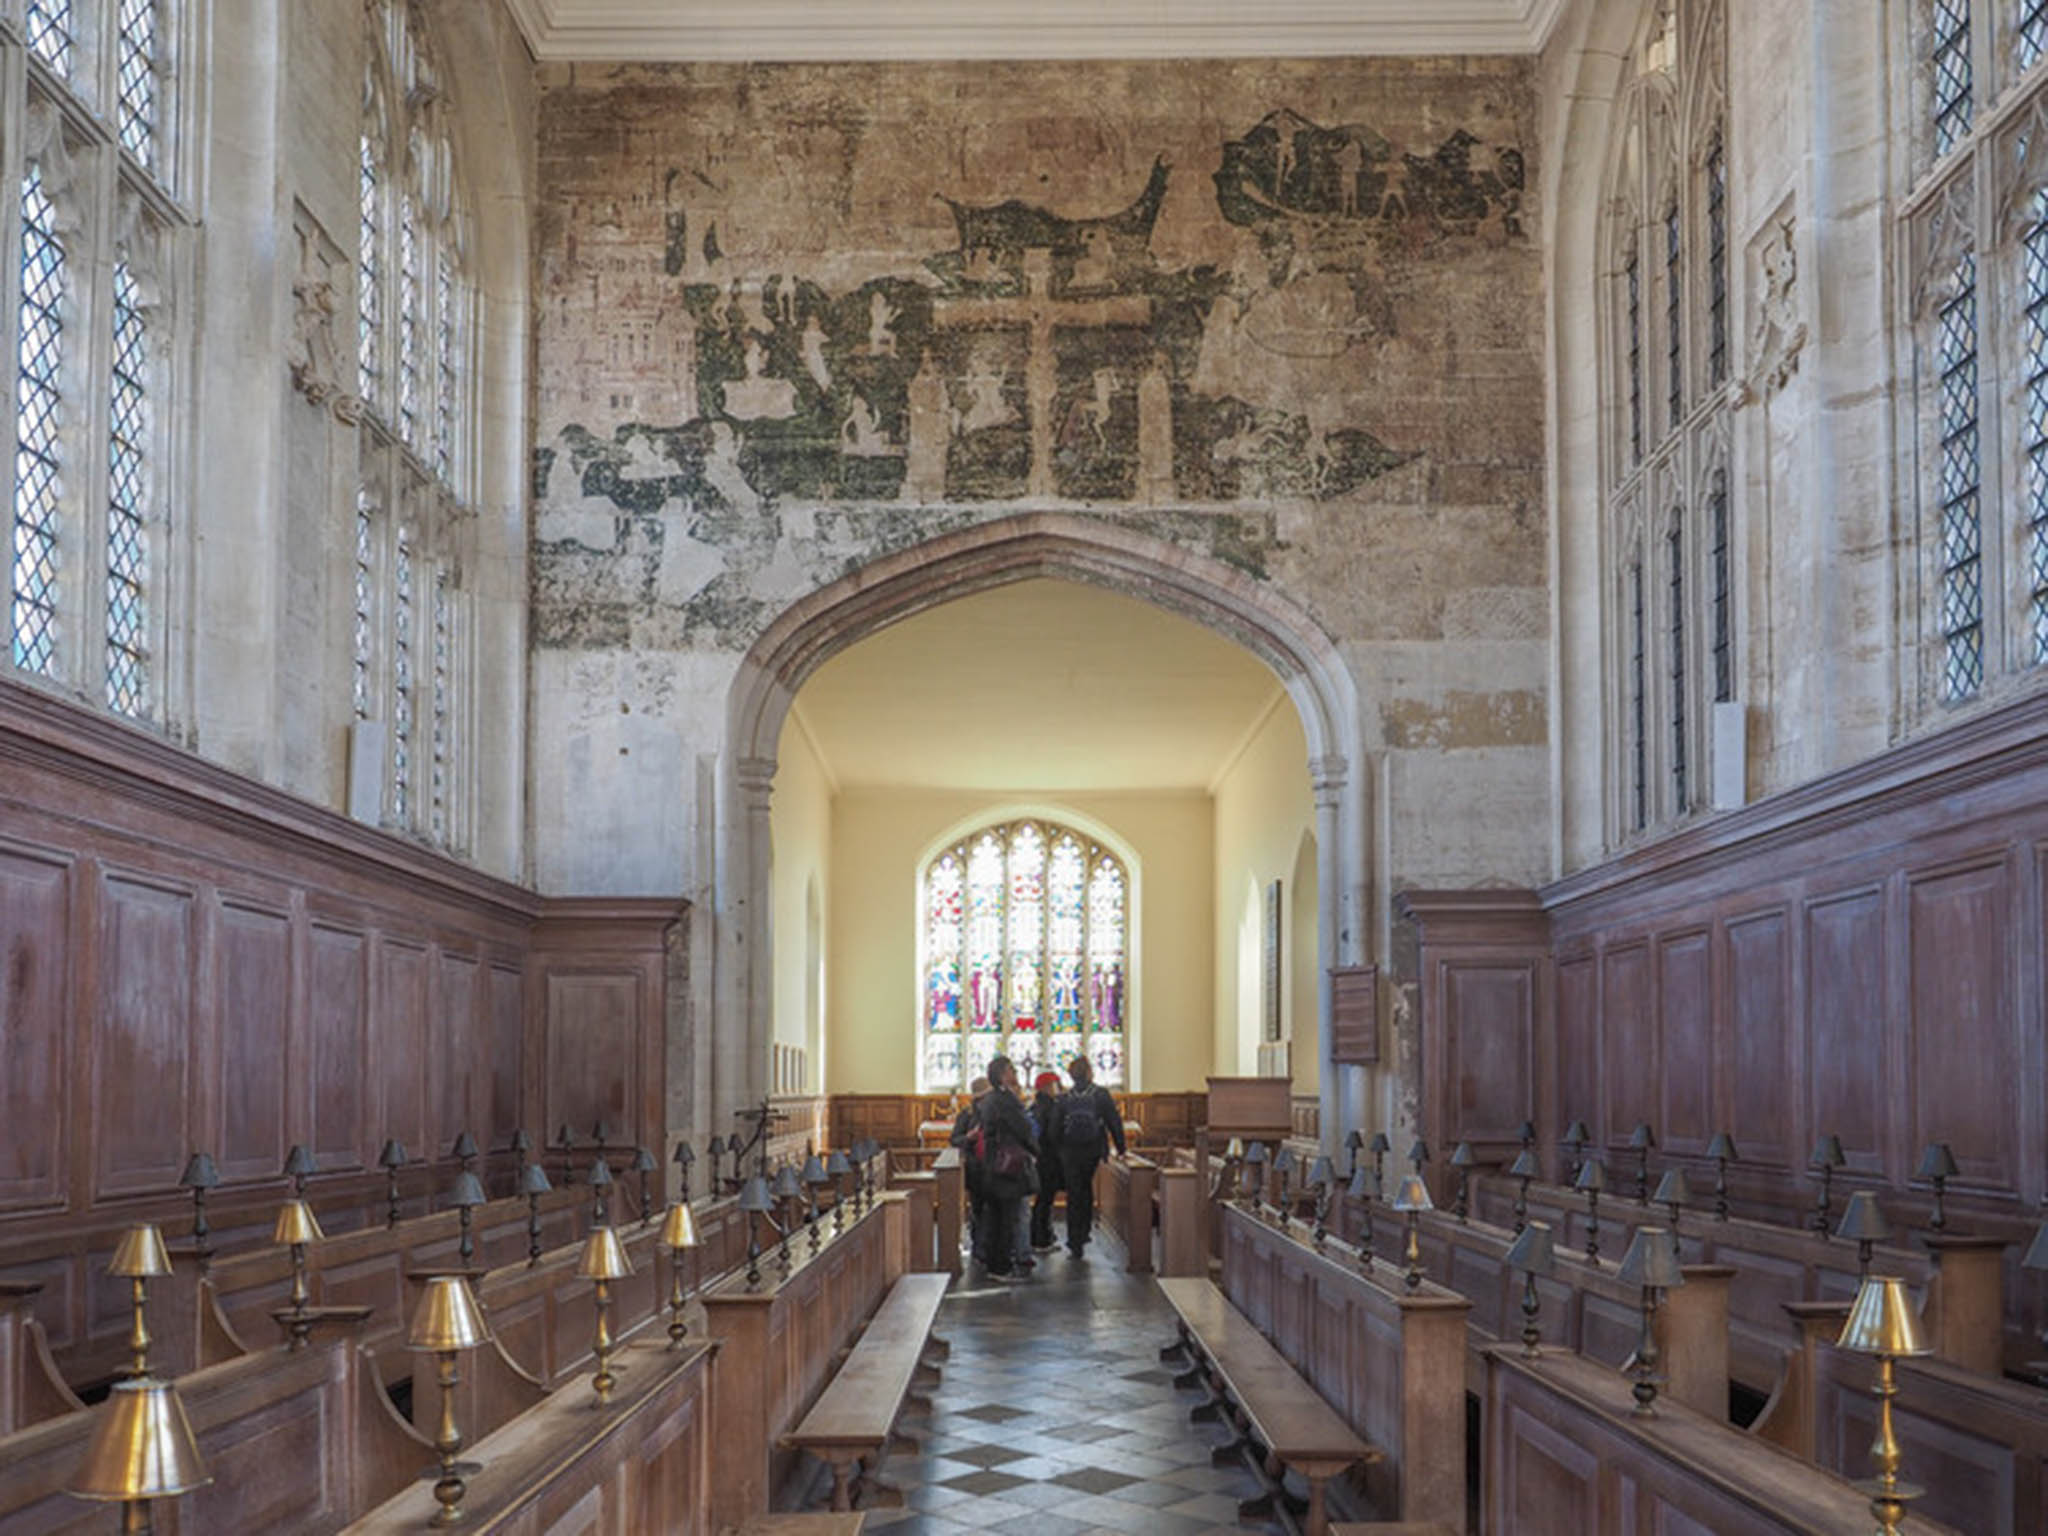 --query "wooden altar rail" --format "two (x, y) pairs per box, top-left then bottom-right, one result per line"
(1219, 1204), (1470, 1533)
(700, 1193), (907, 1529)
(345, 1338), (717, 1535)
(1484, 1345), (1953, 1535)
